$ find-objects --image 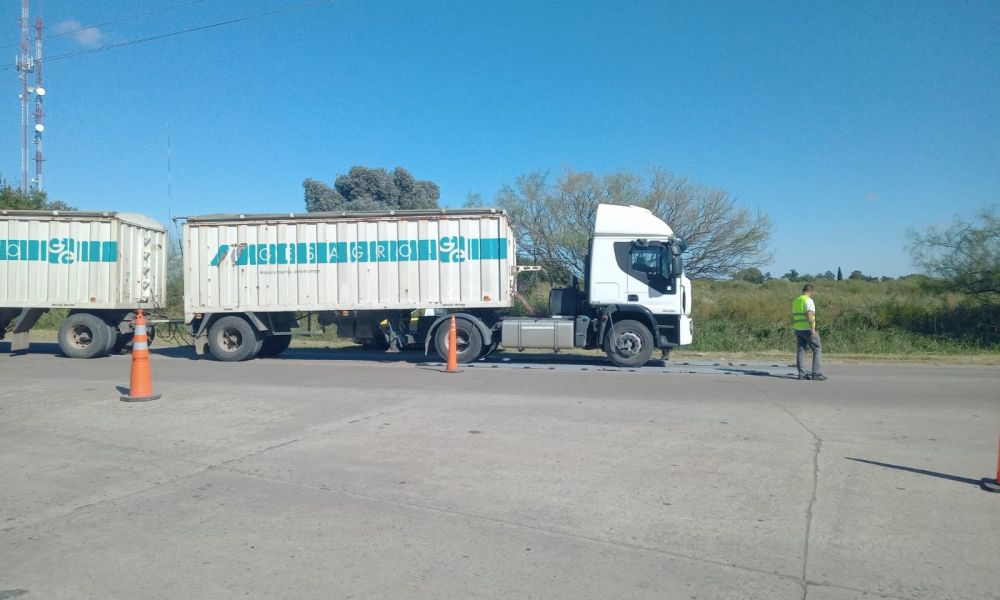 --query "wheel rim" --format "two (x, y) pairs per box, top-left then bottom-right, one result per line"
(443, 326), (472, 354)
(69, 324), (94, 349)
(615, 331), (643, 358)
(455, 329), (471, 353)
(220, 327), (243, 352)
